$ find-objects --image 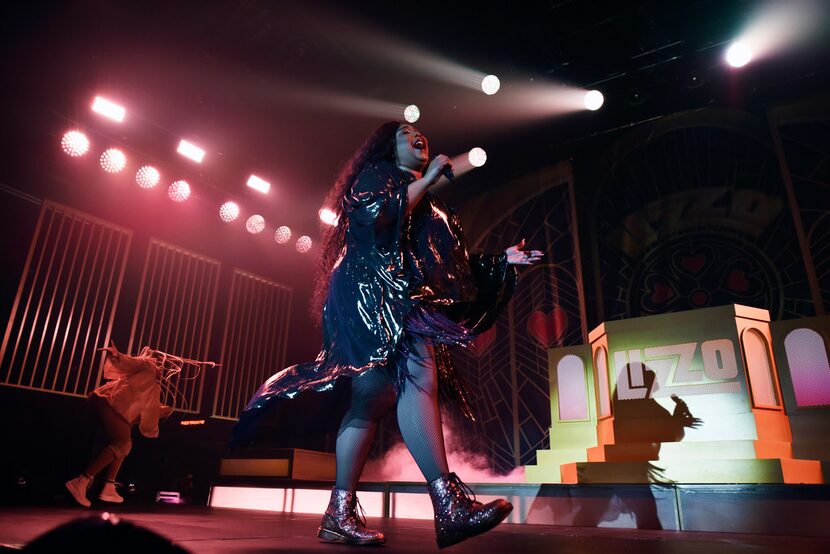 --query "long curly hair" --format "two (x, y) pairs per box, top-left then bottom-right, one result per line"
(310, 120), (401, 325)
